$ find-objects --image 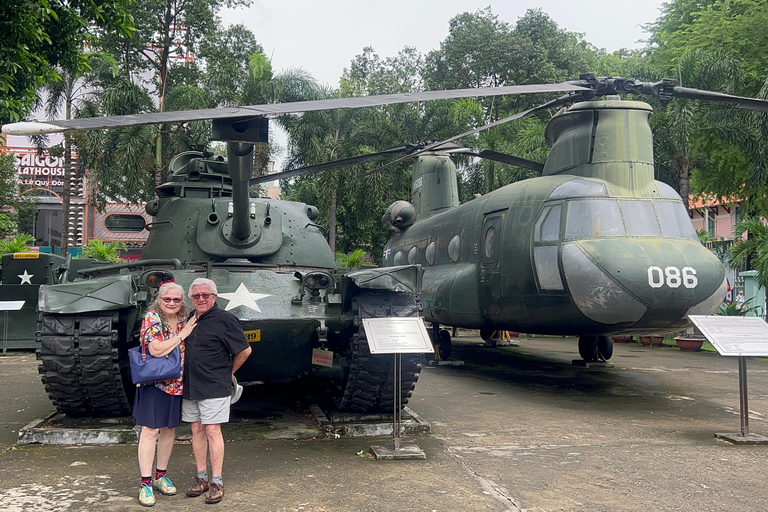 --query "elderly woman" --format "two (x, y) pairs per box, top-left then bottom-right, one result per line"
(133, 282), (197, 507)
